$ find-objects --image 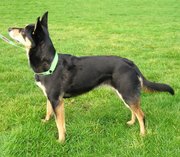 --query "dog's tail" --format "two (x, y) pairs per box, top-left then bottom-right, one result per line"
(142, 78), (174, 95)
(136, 67), (174, 95)
(123, 58), (175, 95)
